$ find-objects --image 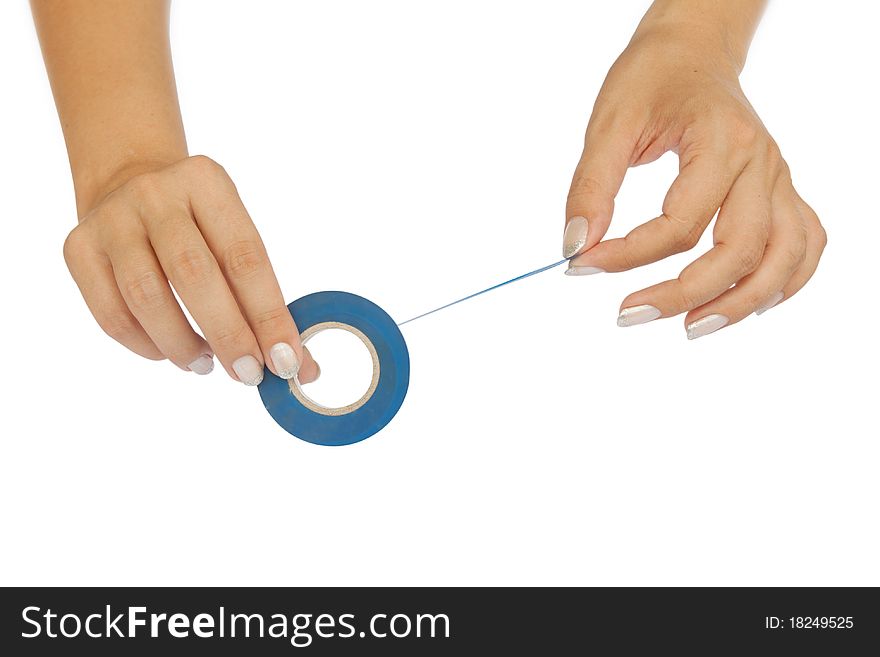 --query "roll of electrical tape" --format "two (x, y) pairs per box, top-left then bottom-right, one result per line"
(258, 291), (409, 446)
